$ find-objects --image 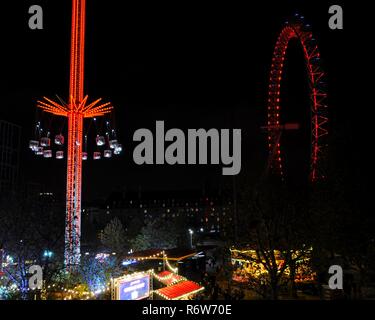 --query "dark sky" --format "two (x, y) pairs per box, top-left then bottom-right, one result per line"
(1, 1), (372, 202)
